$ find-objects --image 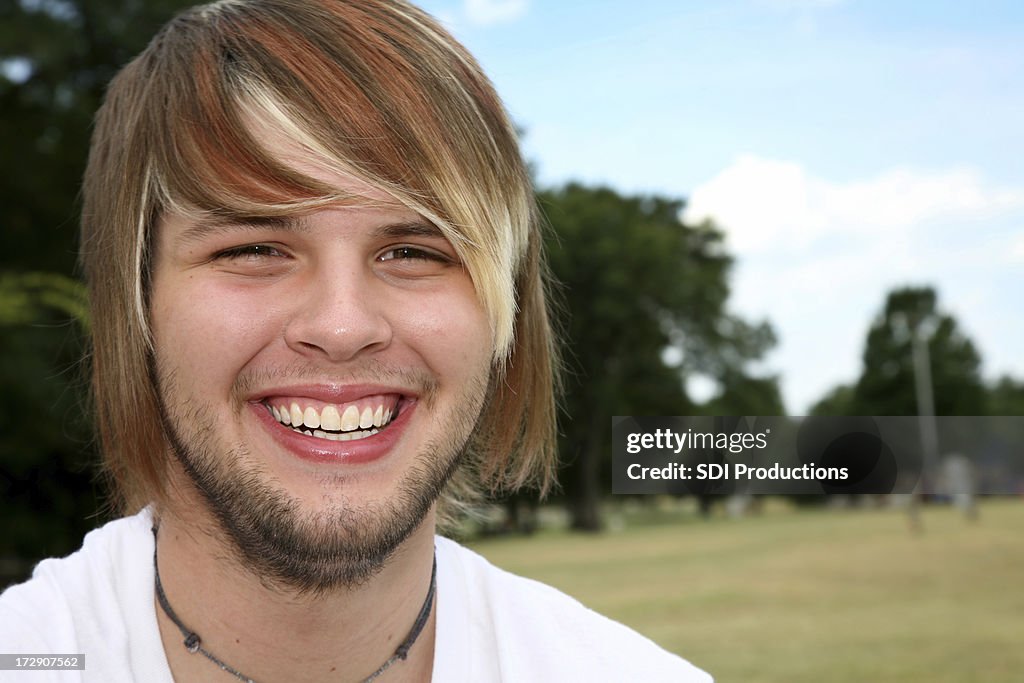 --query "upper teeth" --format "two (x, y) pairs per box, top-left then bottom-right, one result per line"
(269, 401), (393, 432)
